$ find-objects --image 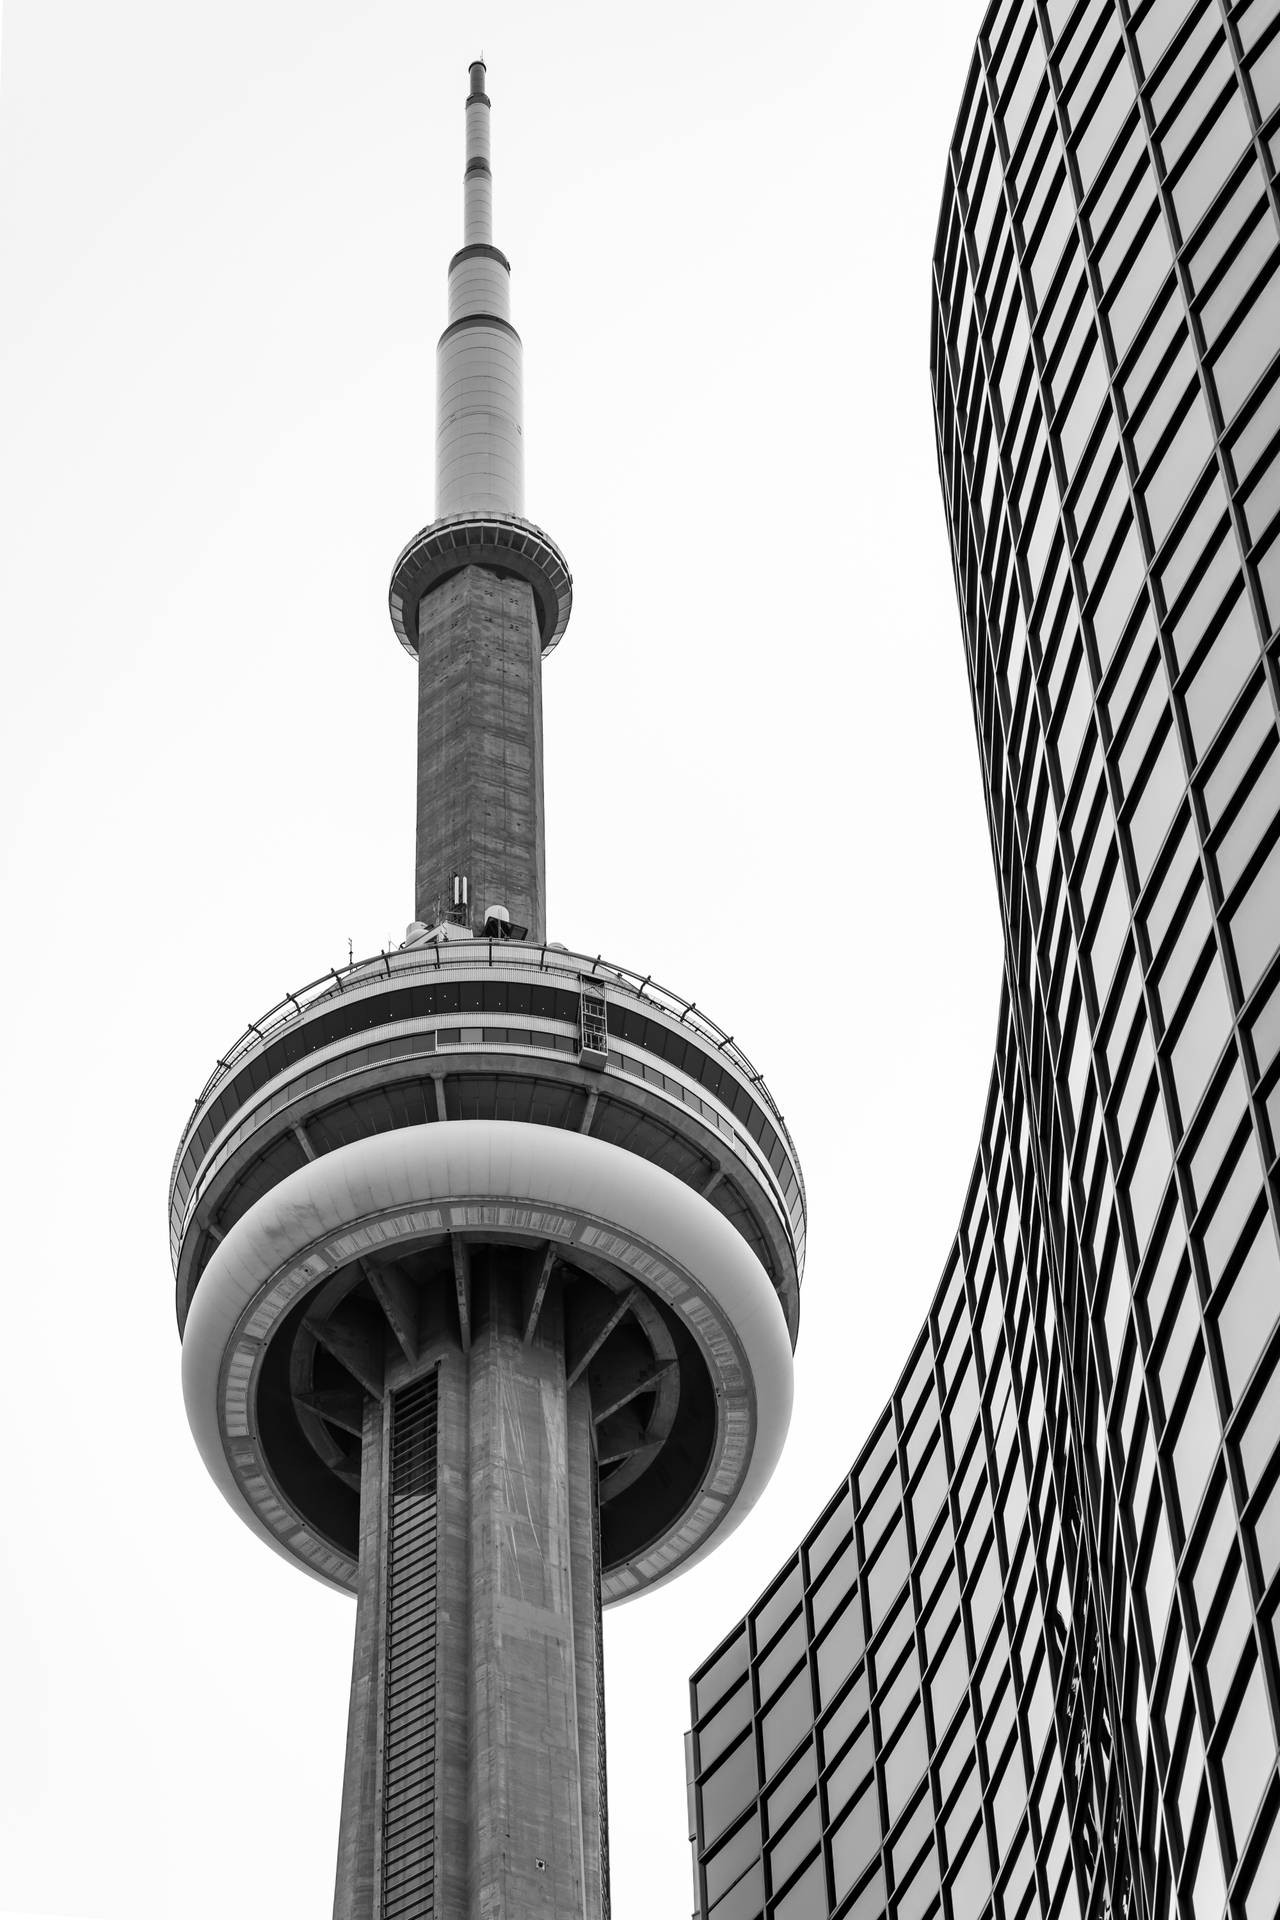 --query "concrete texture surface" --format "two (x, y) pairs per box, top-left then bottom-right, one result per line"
(415, 567), (545, 941)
